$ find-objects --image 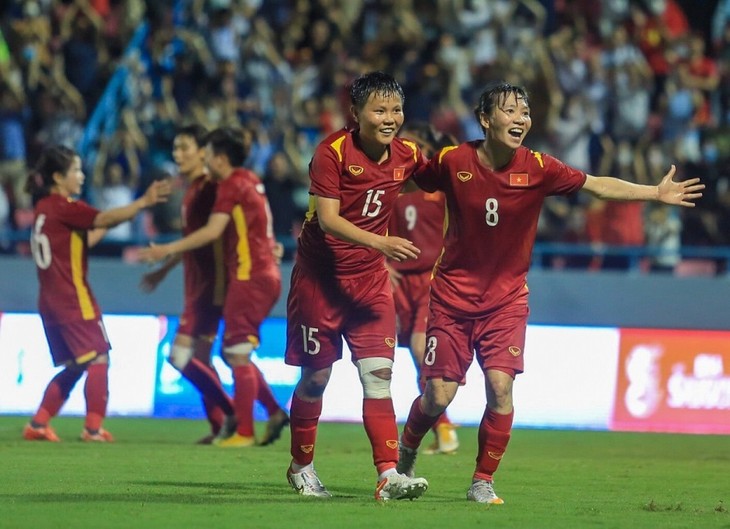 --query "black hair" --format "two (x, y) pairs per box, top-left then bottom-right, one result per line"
(349, 71), (405, 110)
(473, 82), (530, 133)
(25, 145), (77, 206)
(176, 124), (209, 146)
(204, 127), (248, 167)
